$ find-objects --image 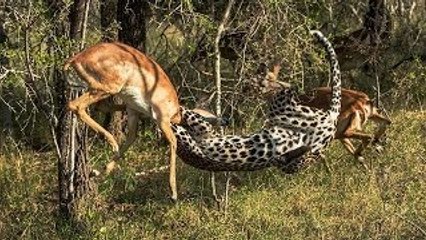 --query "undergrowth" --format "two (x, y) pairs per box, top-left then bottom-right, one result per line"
(0, 110), (425, 239)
